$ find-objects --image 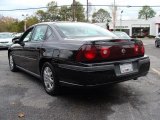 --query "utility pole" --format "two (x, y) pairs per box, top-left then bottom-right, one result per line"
(22, 14), (28, 31)
(72, 0), (76, 21)
(113, 0), (116, 31)
(120, 10), (123, 31)
(86, 0), (89, 22)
